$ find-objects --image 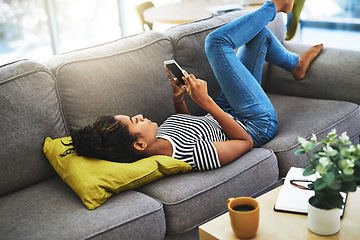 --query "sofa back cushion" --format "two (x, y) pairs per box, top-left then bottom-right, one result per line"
(47, 31), (174, 131)
(164, 10), (285, 115)
(0, 60), (68, 196)
(266, 42), (360, 105)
